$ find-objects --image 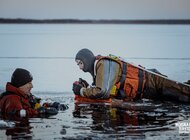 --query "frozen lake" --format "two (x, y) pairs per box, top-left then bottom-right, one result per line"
(0, 24), (190, 139)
